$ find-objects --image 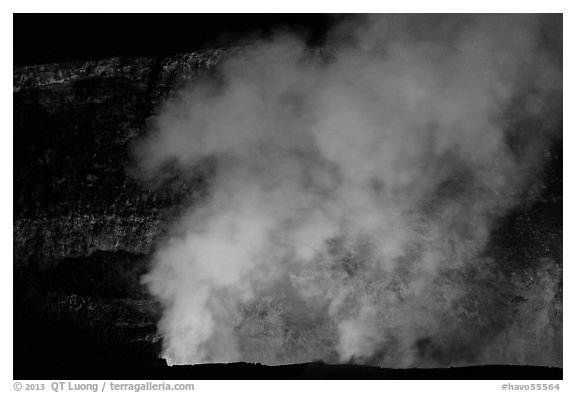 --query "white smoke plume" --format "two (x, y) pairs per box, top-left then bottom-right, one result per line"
(135, 15), (562, 367)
